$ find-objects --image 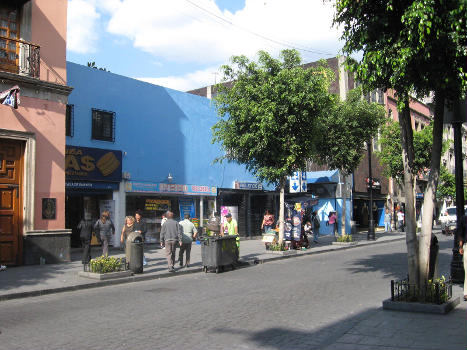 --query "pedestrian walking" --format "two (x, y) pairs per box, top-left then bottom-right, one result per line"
(384, 209), (392, 232)
(397, 210), (405, 232)
(261, 209), (275, 233)
(77, 214), (93, 264)
(120, 215), (136, 263)
(93, 211), (115, 256)
(457, 216), (467, 301)
(311, 210), (320, 243)
(221, 213), (240, 261)
(328, 211), (338, 236)
(134, 211), (148, 265)
(179, 213), (198, 267)
(160, 211), (182, 272)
